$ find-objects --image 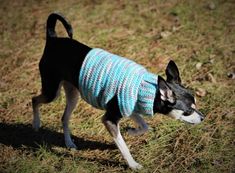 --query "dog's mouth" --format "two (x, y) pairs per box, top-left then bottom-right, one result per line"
(181, 119), (201, 125)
